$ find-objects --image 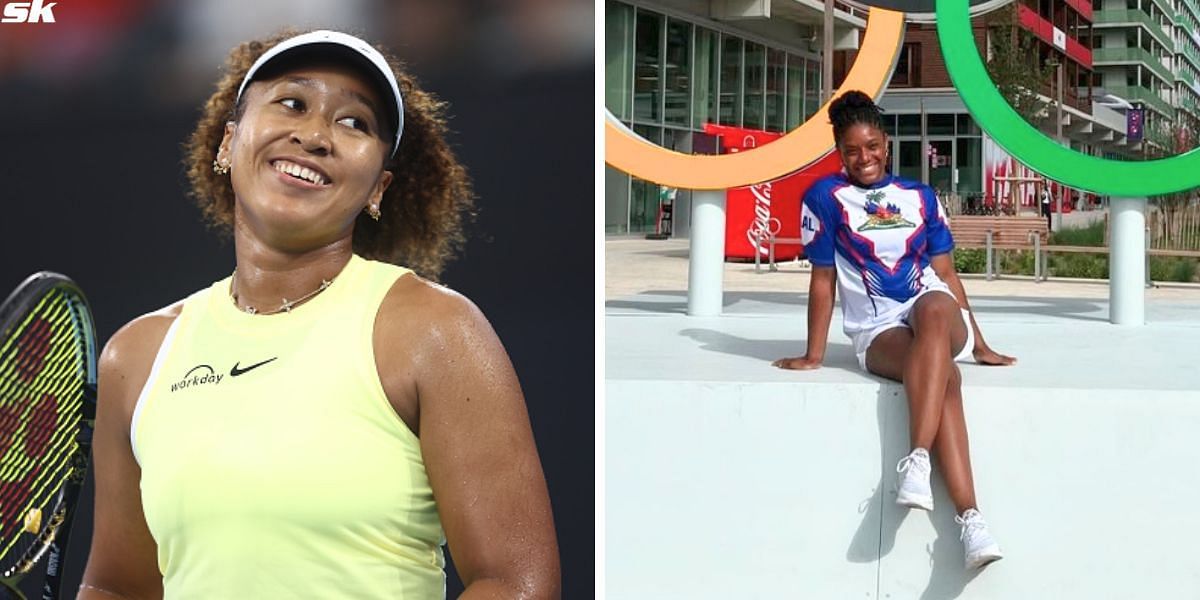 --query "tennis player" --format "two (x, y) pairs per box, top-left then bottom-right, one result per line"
(80, 30), (559, 598)
(772, 91), (1011, 570)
